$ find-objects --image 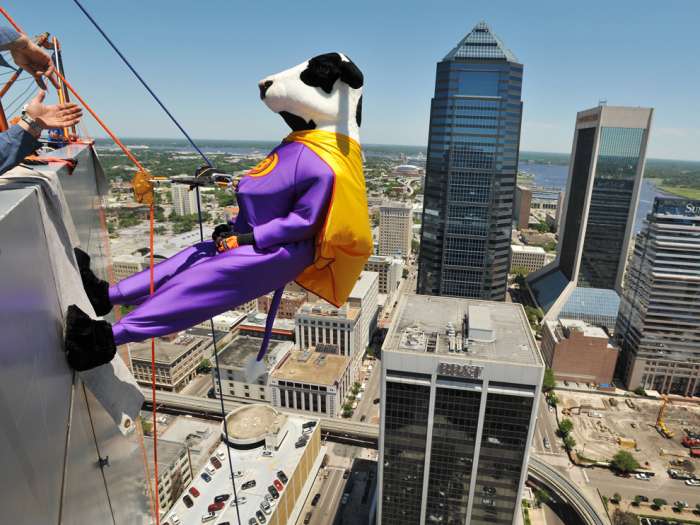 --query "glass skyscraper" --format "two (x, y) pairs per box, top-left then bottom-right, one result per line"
(528, 106), (653, 323)
(418, 21), (523, 301)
